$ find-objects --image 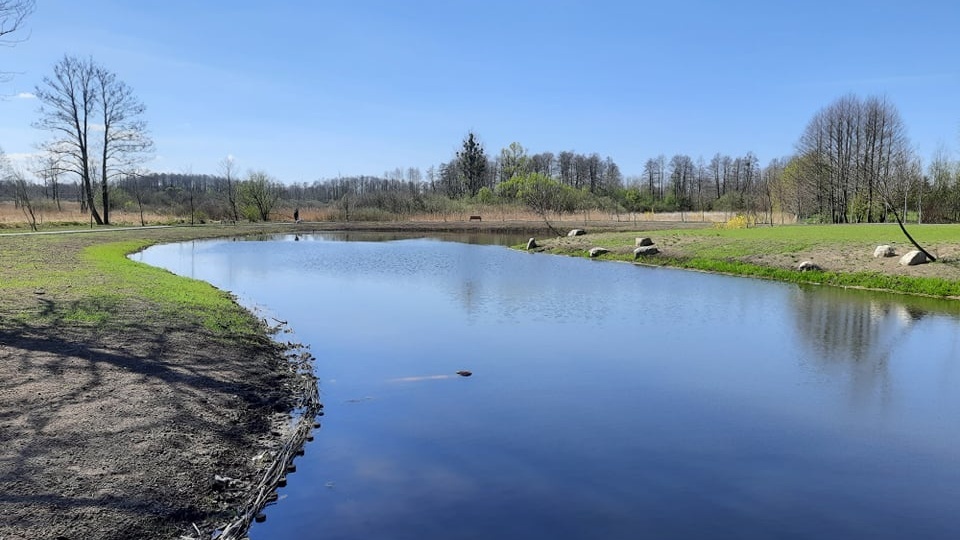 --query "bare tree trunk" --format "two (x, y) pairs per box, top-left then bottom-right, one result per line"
(135, 190), (145, 226)
(14, 175), (38, 231)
